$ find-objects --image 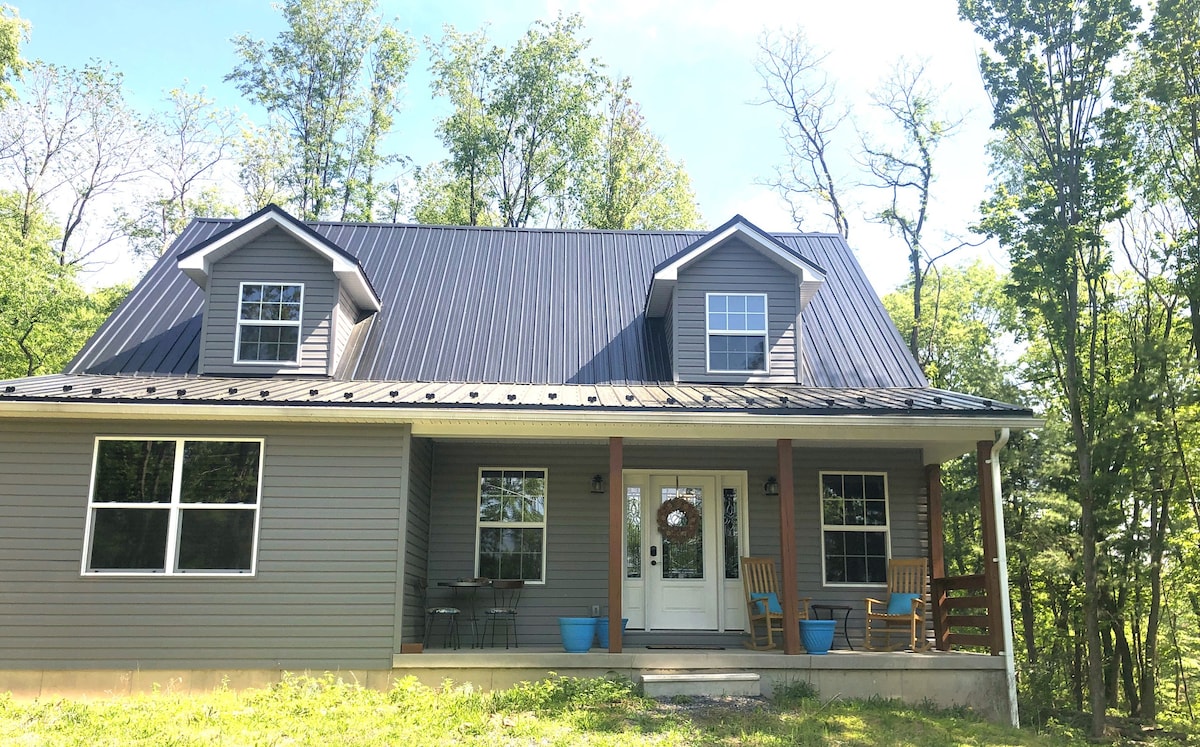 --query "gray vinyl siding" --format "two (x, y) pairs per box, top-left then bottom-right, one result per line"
(673, 239), (801, 384)
(402, 437), (434, 643)
(0, 418), (408, 669)
(333, 285), (357, 372)
(663, 297), (674, 377)
(421, 440), (923, 646)
(199, 228), (337, 376)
